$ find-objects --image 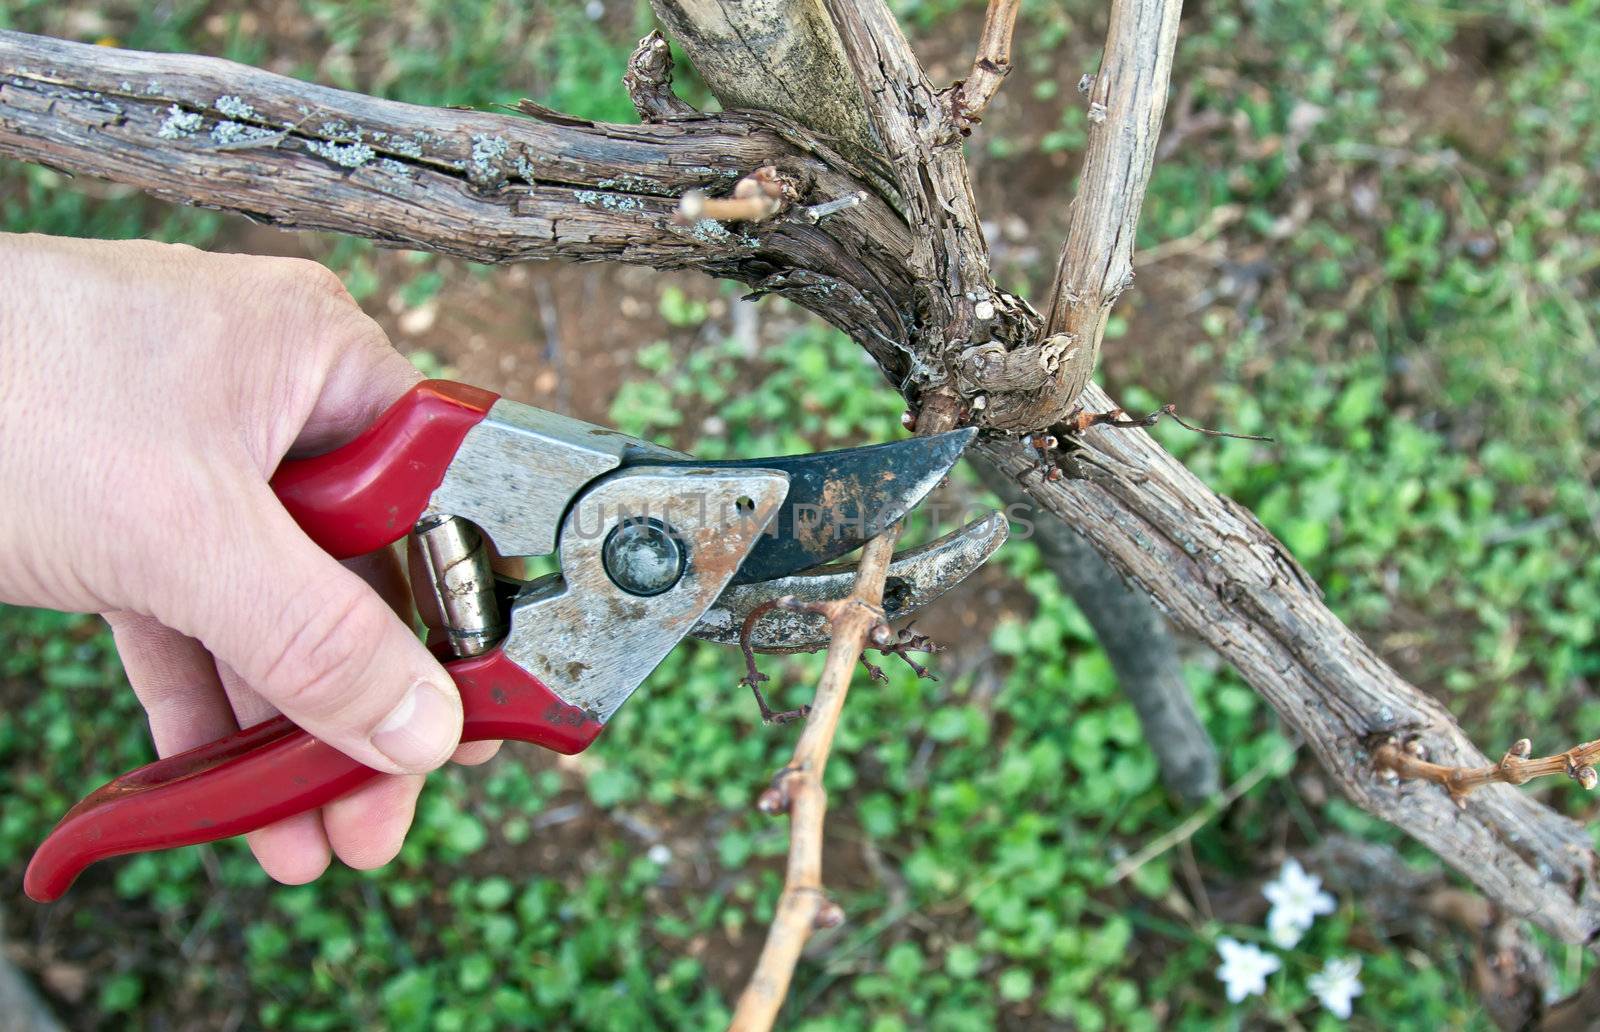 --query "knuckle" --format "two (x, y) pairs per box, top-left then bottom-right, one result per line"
(274, 259), (390, 358)
(250, 258), (357, 336)
(279, 256), (350, 302)
(331, 307), (392, 359)
(260, 578), (387, 717)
